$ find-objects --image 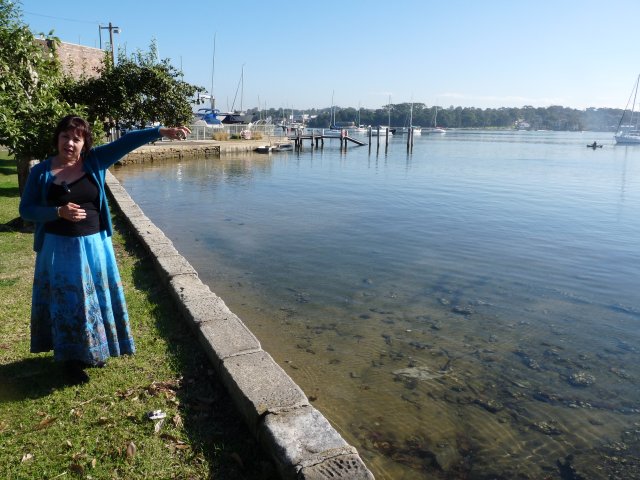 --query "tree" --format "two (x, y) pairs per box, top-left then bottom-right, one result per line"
(0, 0), (80, 194)
(65, 41), (203, 133)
